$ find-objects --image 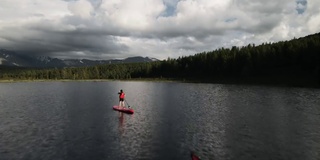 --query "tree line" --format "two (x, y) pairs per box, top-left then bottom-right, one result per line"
(1, 32), (319, 87)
